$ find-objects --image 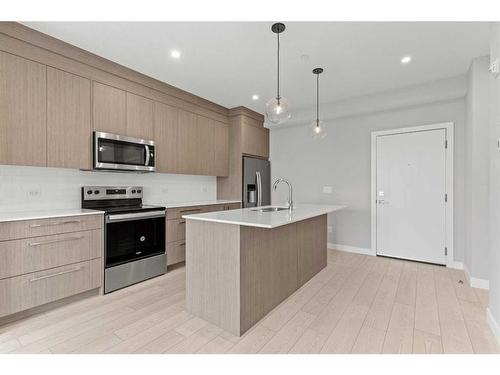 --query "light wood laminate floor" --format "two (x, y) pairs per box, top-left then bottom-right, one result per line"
(1, 250), (498, 354)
